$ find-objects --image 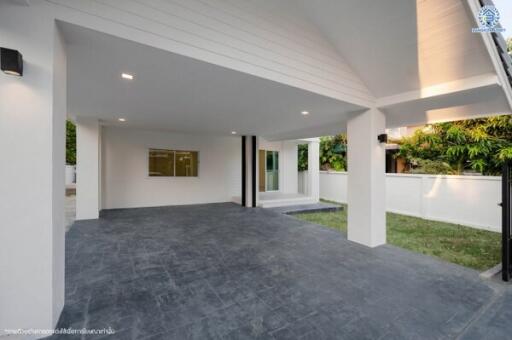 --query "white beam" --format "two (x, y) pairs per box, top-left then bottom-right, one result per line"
(376, 73), (500, 108)
(347, 108), (386, 247)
